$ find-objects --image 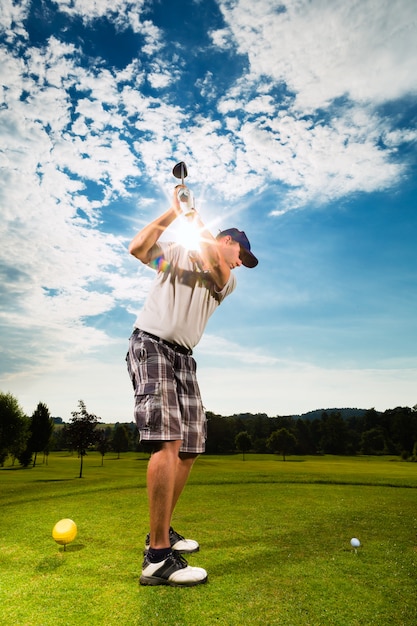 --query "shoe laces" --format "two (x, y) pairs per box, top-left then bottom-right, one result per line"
(169, 527), (185, 543)
(171, 550), (188, 569)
